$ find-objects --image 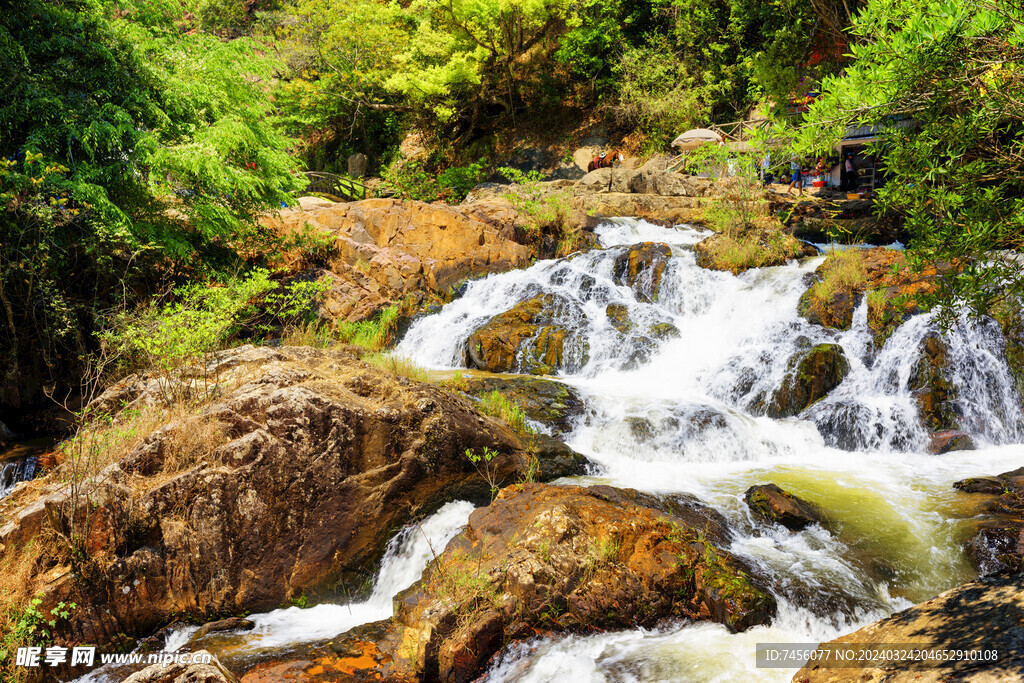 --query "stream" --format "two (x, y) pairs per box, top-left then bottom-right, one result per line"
(80, 218), (1024, 681)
